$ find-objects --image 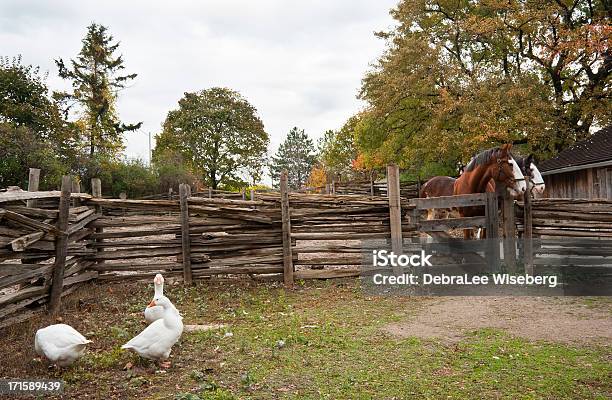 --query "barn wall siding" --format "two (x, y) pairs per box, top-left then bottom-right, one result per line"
(543, 167), (611, 199)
